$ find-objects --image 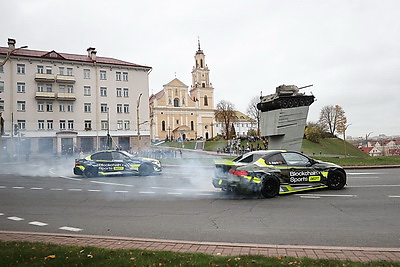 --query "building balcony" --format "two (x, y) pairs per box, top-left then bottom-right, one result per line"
(35, 92), (56, 100)
(56, 75), (76, 84)
(57, 93), (76, 101)
(34, 73), (55, 82)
